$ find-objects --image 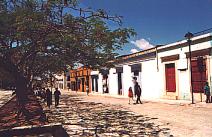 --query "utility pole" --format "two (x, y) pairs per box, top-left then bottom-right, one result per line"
(185, 32), (194, 104)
